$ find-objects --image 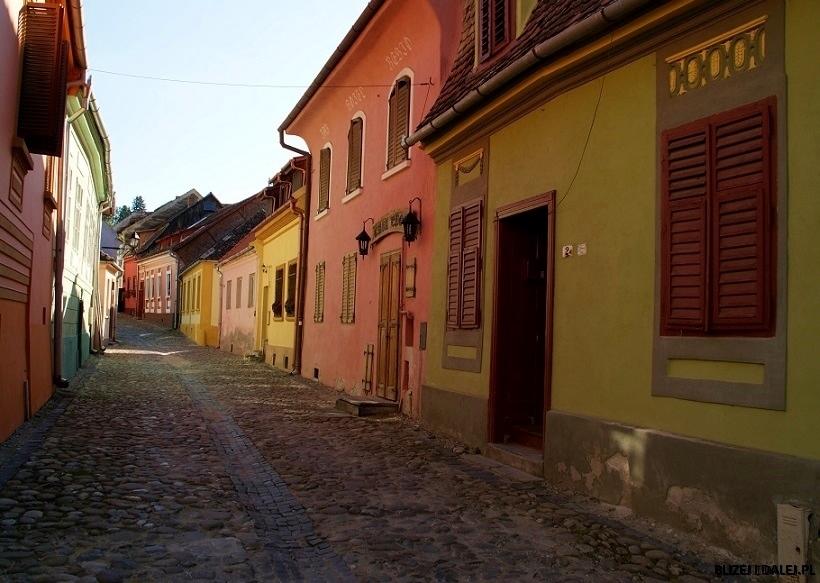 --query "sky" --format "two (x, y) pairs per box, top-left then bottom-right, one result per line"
(83, 0), (369, 212)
